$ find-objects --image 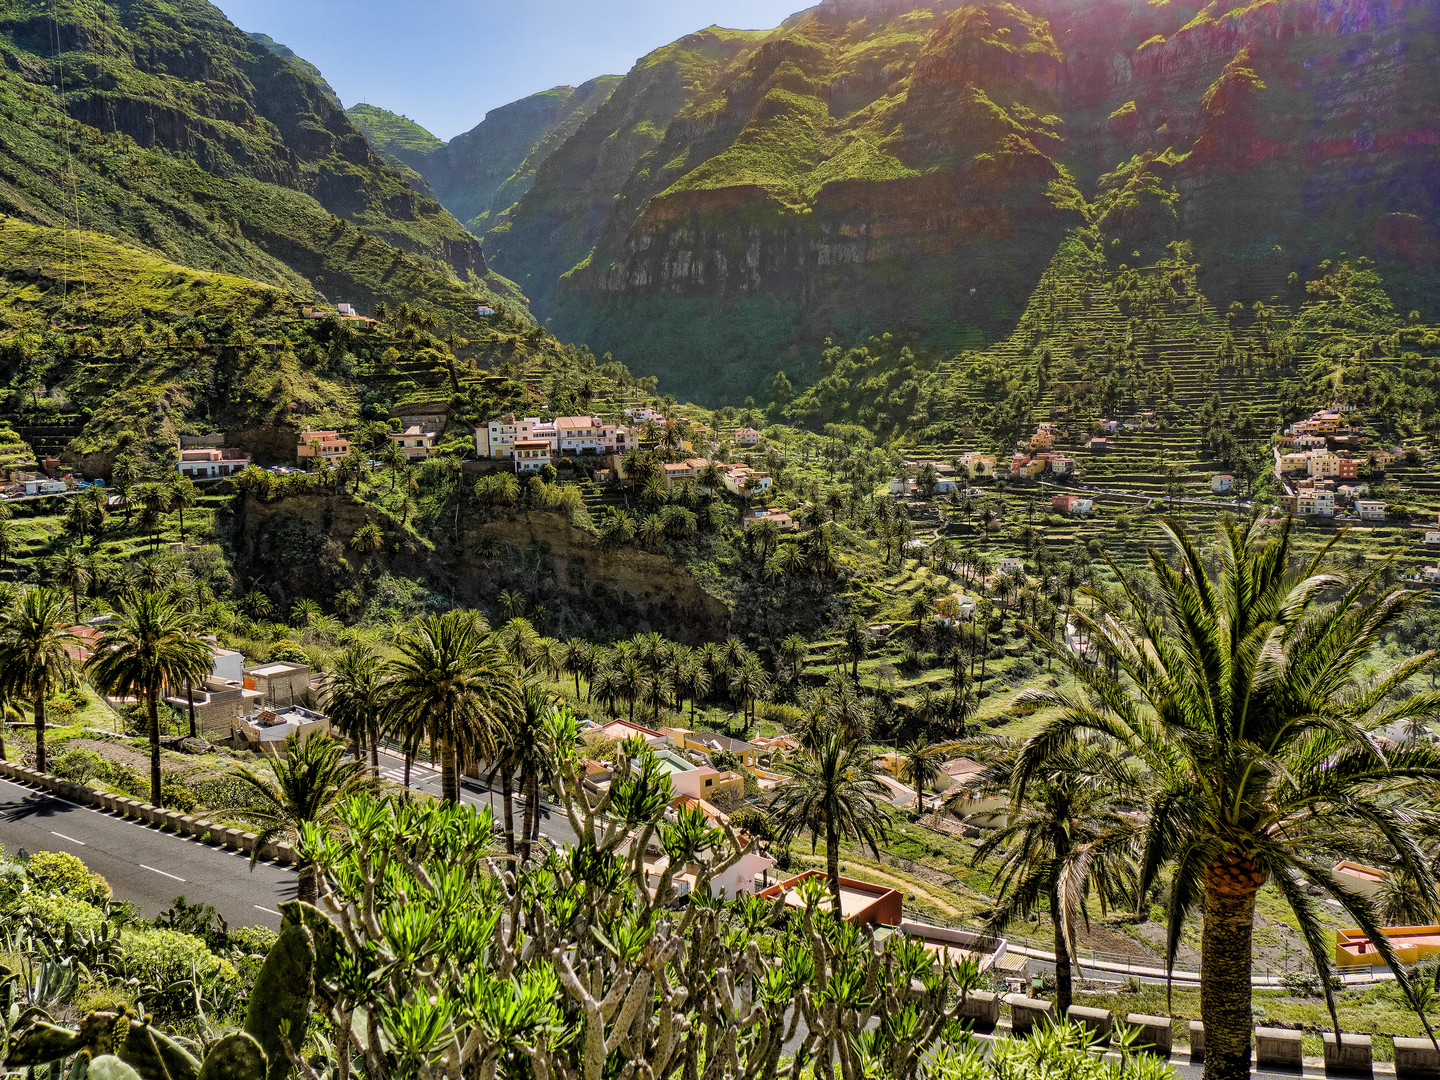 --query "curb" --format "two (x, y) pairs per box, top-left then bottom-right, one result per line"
(0, 759), (294, 866)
